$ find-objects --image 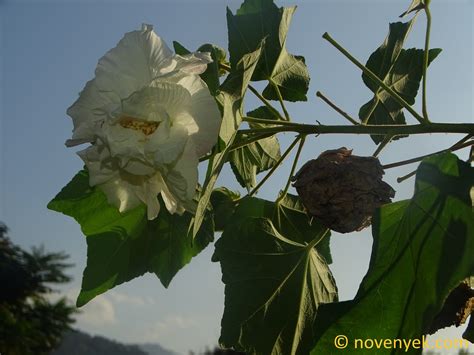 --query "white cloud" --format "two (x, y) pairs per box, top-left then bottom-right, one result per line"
(77, 295), (116, 326)
(139, 315), (199, 342)
(108, 290), (154, 307)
